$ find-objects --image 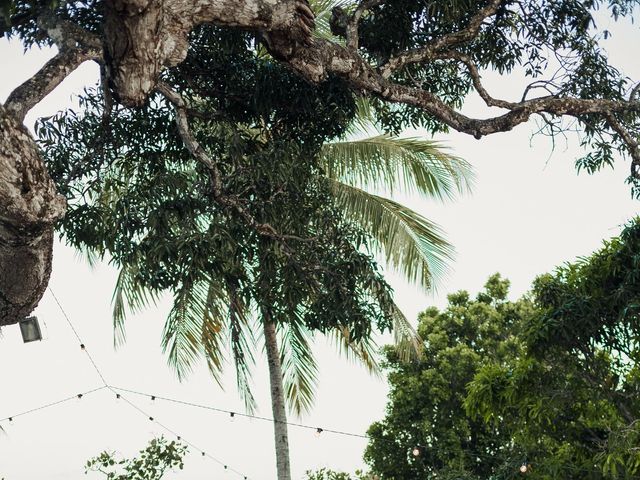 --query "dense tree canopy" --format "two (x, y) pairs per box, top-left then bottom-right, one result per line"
(364, 220), (640, 479)
(2, 0), (640, 328)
